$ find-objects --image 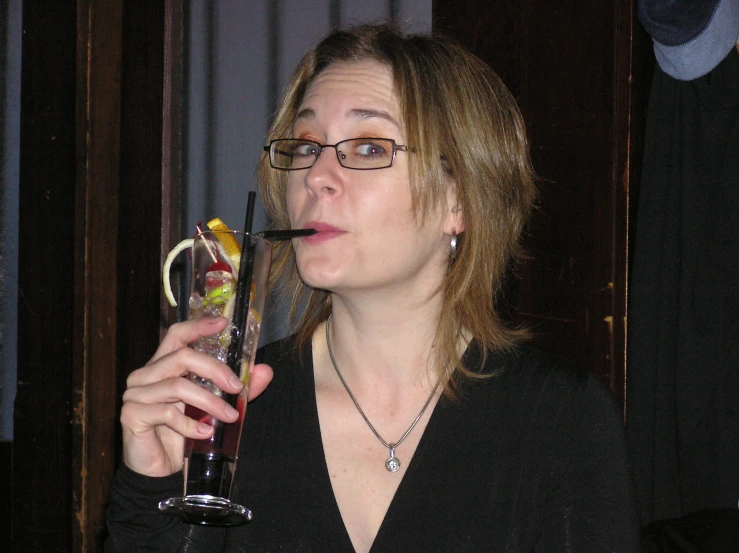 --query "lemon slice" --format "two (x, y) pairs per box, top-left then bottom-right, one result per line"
(207, 217), (242, 266)
(162, 238), (194, 307)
